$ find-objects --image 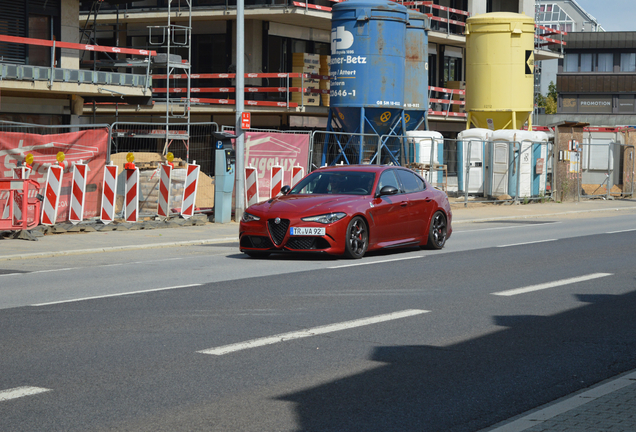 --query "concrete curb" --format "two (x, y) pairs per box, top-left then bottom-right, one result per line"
(452, 205), (636, 224)
(0, 237), (239, 261)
